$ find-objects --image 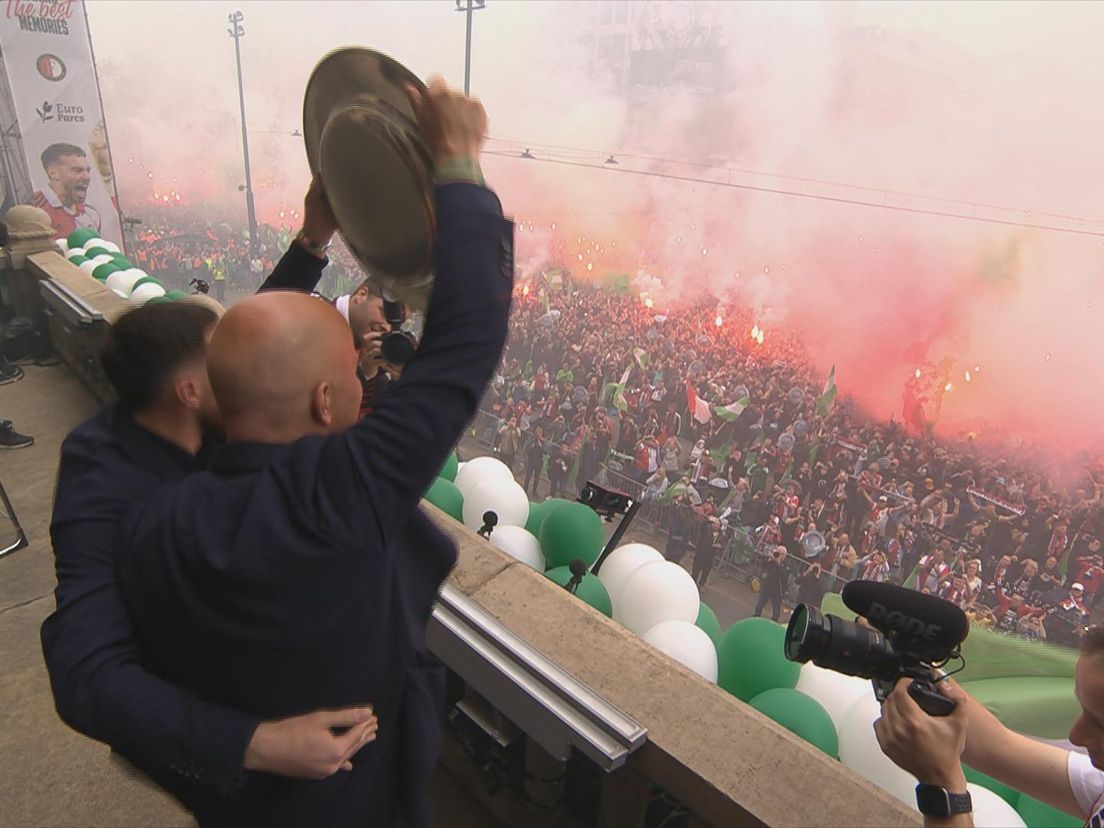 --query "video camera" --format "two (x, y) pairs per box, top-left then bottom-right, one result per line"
(784, 580), (969, 717)
(379, 297), (417, 365)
